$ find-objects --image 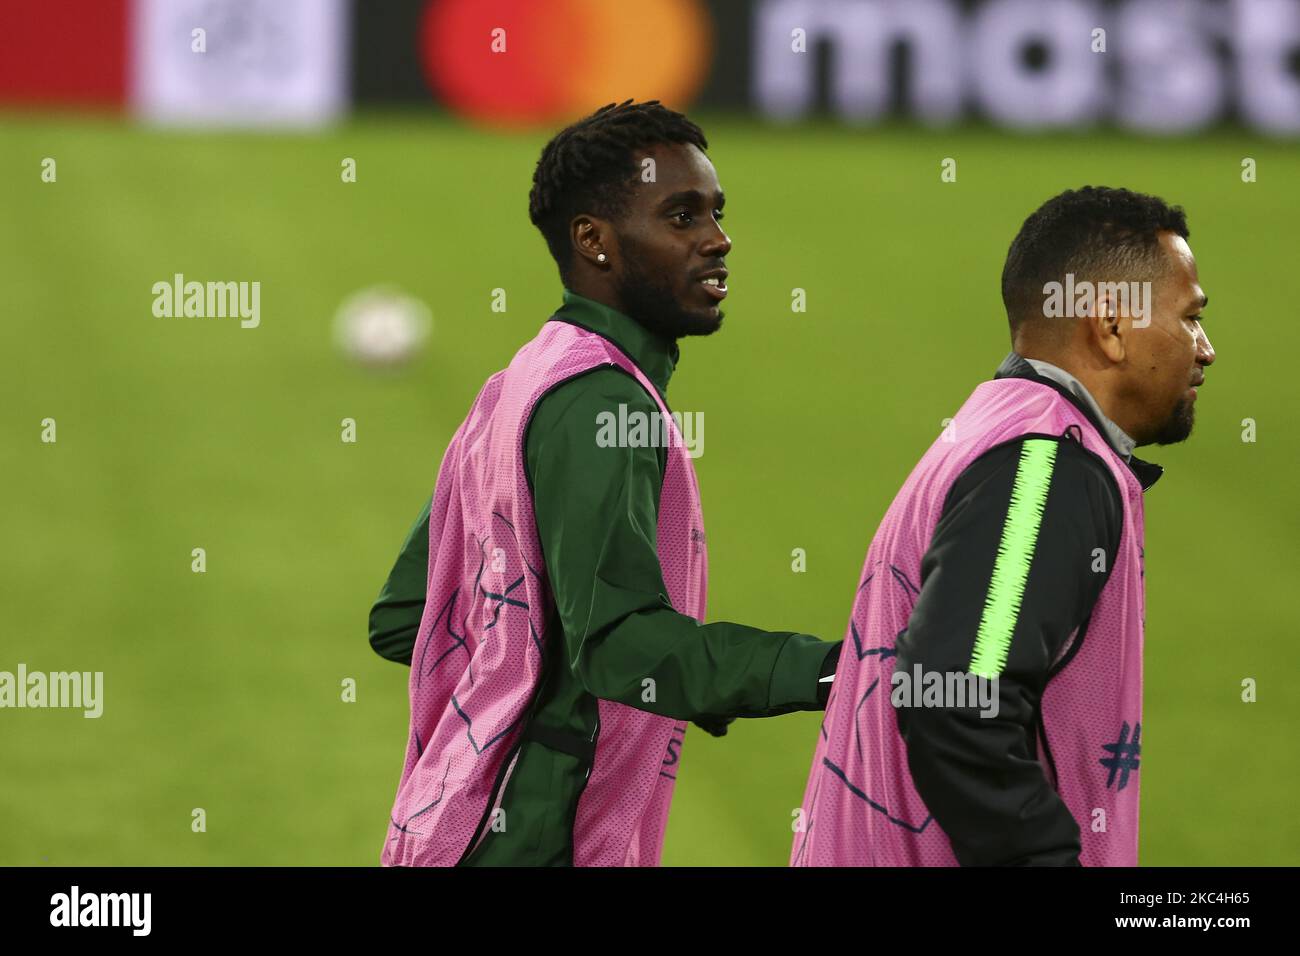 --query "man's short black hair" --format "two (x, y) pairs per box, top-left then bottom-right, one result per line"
(528, 99), (708, 283)
(1001, 186), (1190, 337)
